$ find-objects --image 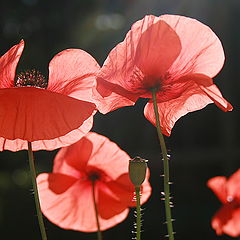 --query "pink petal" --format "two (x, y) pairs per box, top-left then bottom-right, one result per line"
(52, 133), (94, 178)
(212, 204), (240, 237)
(53, 132), (132, 180)
(97, 180), (130, 219)
(106, 171), (151, 208)
(0, 116), (94, 151)
(160, 15), (225, 78)
(227, 169), (240, 201)
(93, 77), (139, 114)
(134, 18), (181, 79)
(223, 208), (240, 237)
(144, 81), (213, 136)
(37, 173), (129, 232)
(0, 40), (24, 88)
(48, 49), (100, 102)
(0, 87), (96, 151)
(178, 73), (233, 112)
(207, 176), (228, 204)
